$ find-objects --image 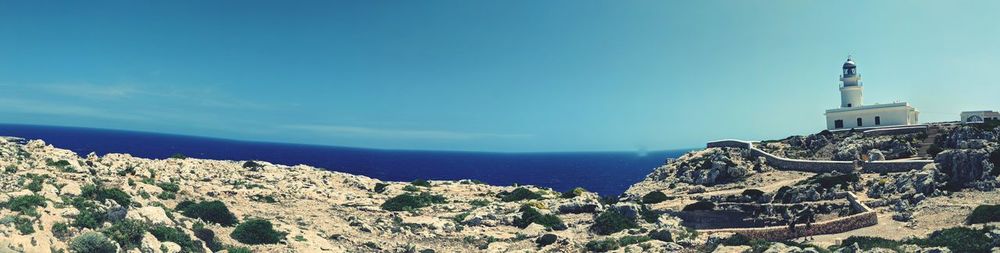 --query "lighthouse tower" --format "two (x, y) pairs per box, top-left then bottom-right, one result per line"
(839, 57), (863, 108)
